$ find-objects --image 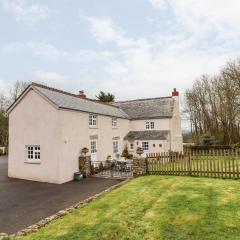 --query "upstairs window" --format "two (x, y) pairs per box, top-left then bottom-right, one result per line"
(113, 140), (119, 153)
(146, 121), (155, 130)
(89, 114), (97, 128)
(26, 146), (40, 162)
(112, 117), (117, 129)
